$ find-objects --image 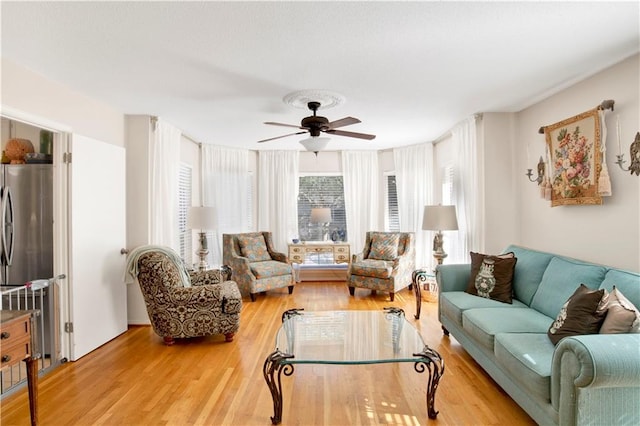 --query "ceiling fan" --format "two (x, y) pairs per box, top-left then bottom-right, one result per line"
(257, 101), (376, 143)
